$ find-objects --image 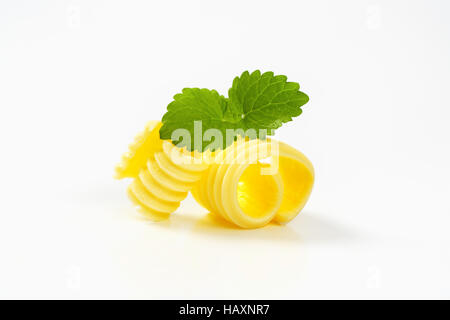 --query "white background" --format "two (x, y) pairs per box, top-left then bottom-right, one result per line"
(1, 0), (449, 299)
